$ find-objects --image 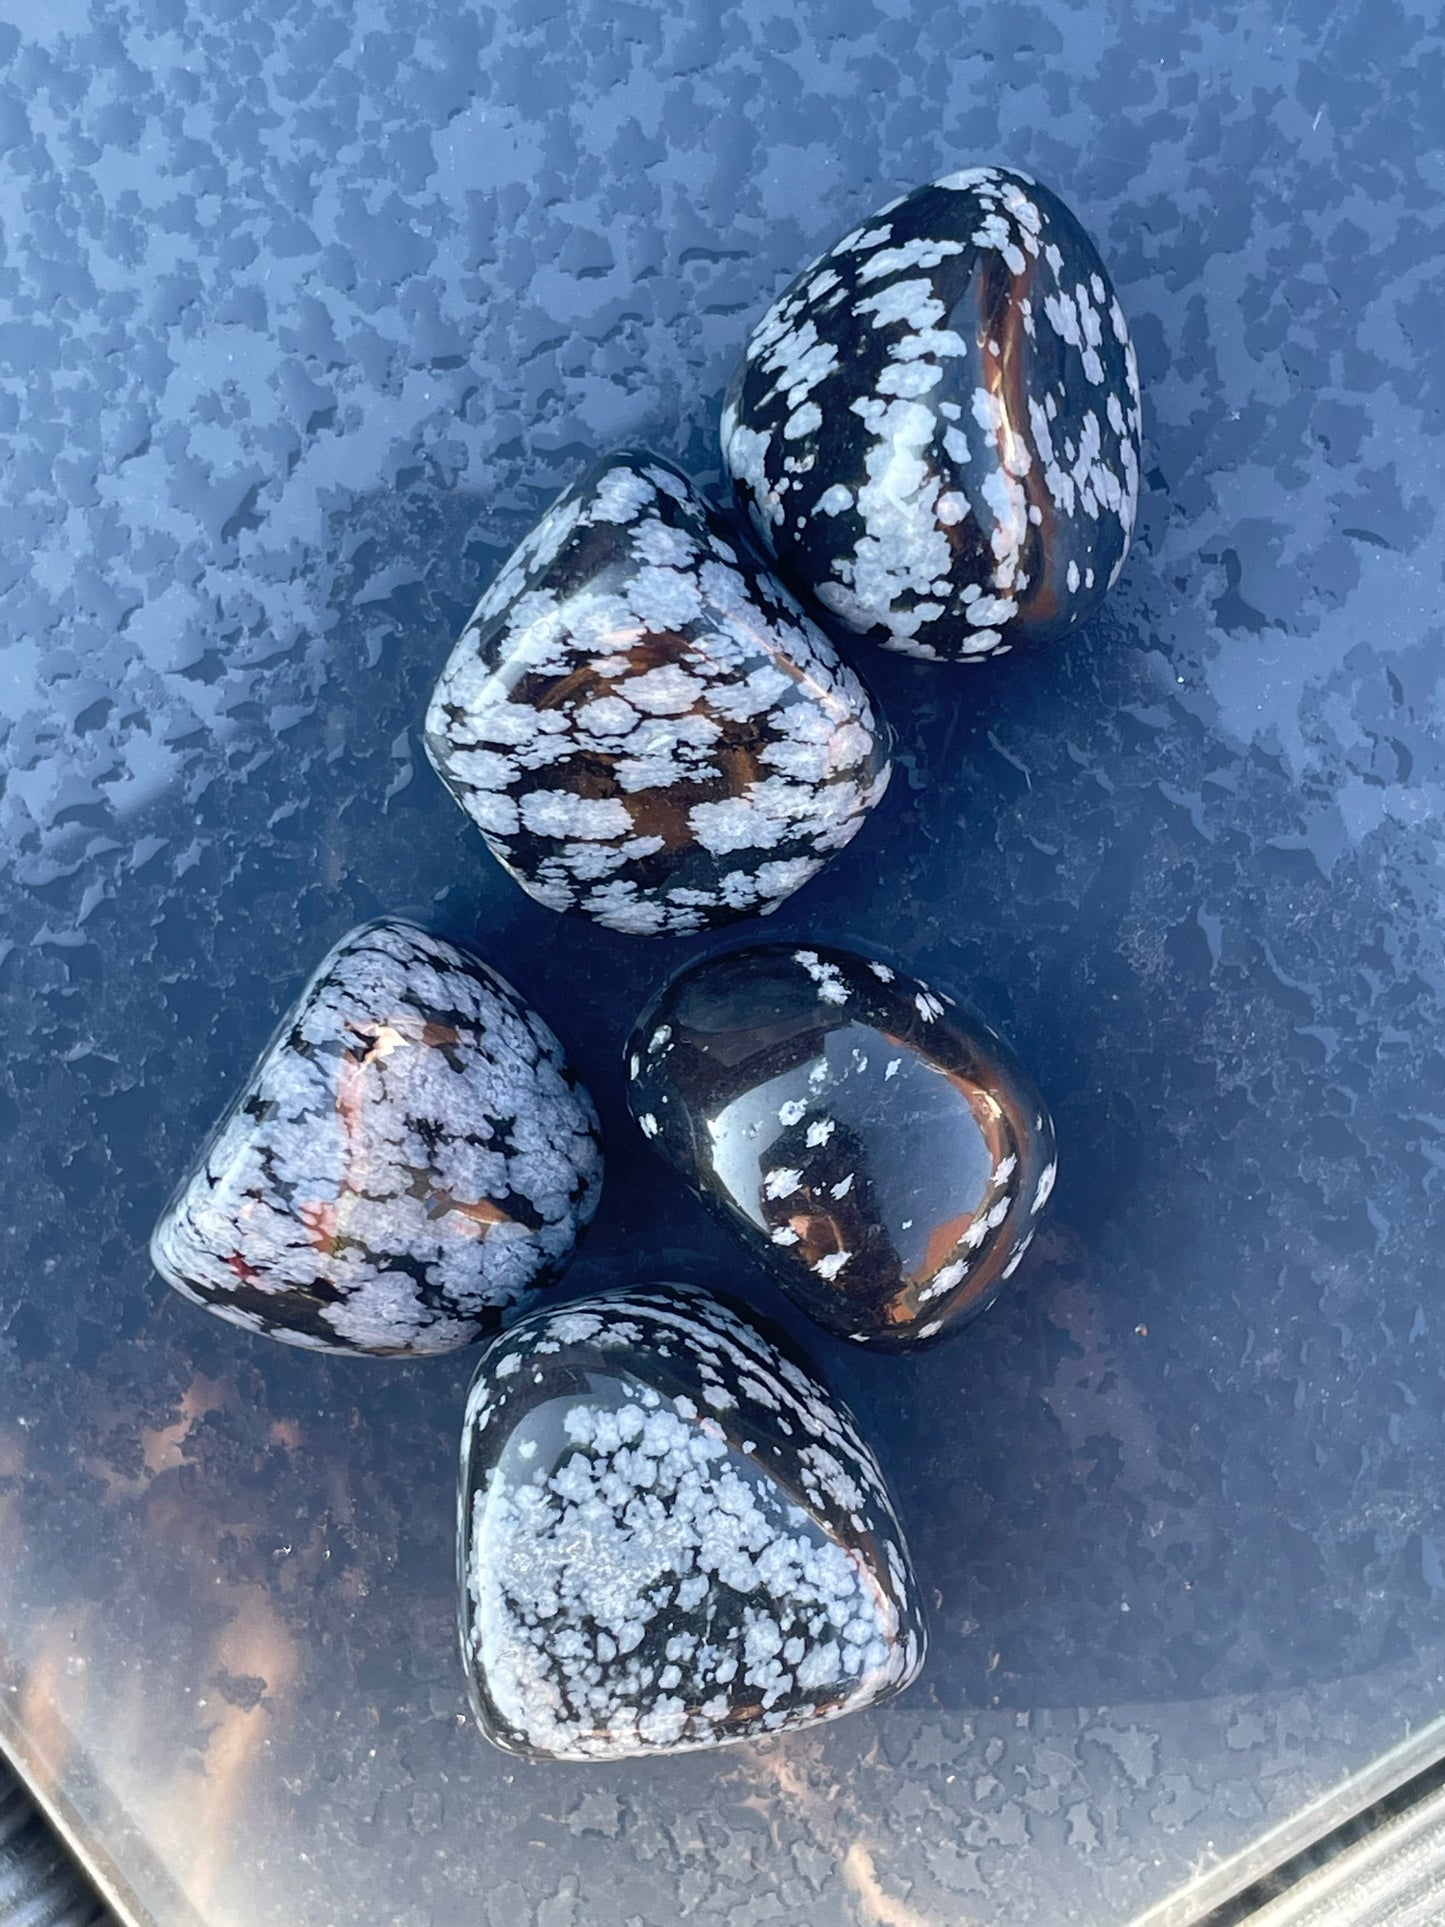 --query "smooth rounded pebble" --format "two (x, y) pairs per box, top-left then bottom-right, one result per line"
(722, 166), (1141, 662)
(424, 449), (891, 936)
(459, 1284), (925, 1759)
(627, 943), (1056, 1348)
(150, 919), (603, 1355)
